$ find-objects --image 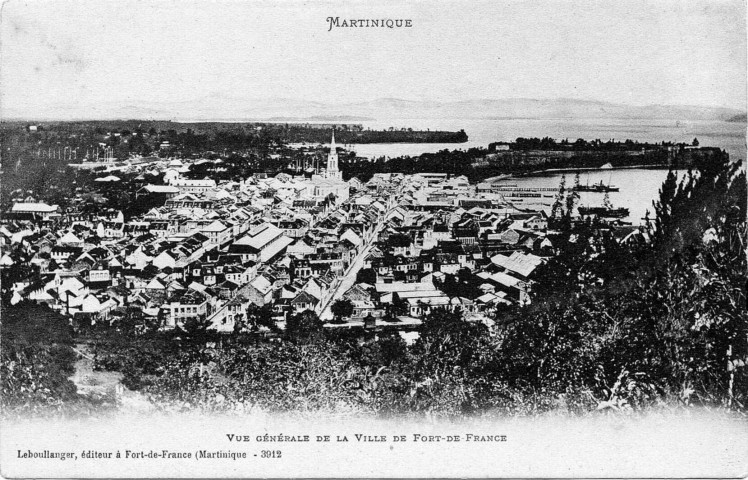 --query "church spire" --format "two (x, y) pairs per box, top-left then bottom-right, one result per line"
(326, 128), (341, 179)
